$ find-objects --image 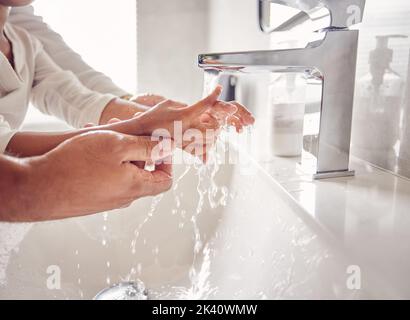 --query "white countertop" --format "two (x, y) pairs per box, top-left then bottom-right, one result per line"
(253, 152), (410, 298)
